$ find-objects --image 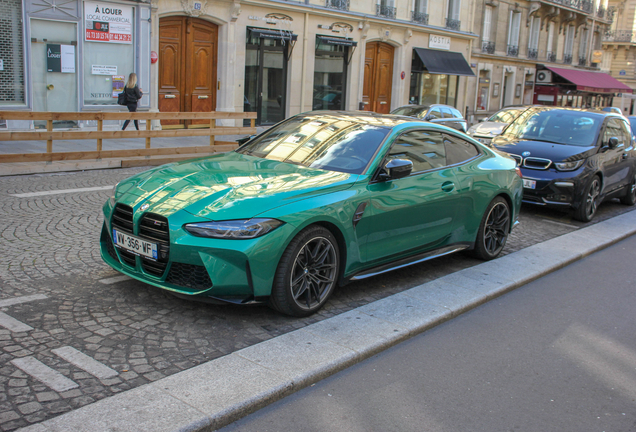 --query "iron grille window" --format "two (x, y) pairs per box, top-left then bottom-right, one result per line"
(376, 4), (396, 18)
(325, 0), (349, 11)
(507, 45), (519, 57)
(578, 56), (587, 66)
(547, 51), (556, 62)
(481, 41), (495, 54)
(412, 11), (429, 24)
(445, 18), (461, 30)
(563, 54), (573, 64)
(527, 48), (538, 60)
